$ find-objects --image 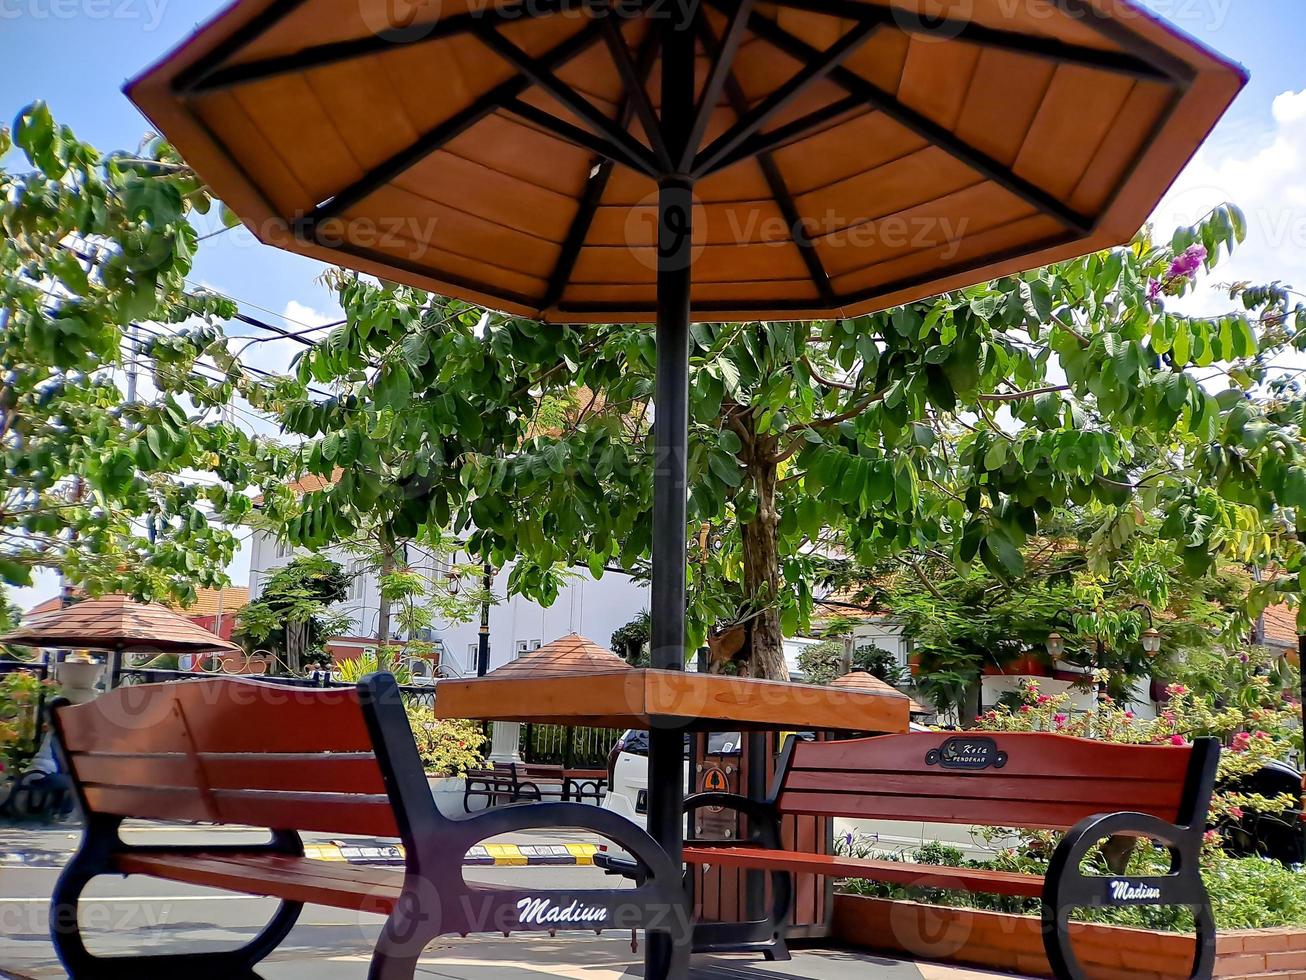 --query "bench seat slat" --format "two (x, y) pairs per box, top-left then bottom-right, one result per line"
(682, 846), (1046, 899)
(111, 853), (404, 913)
